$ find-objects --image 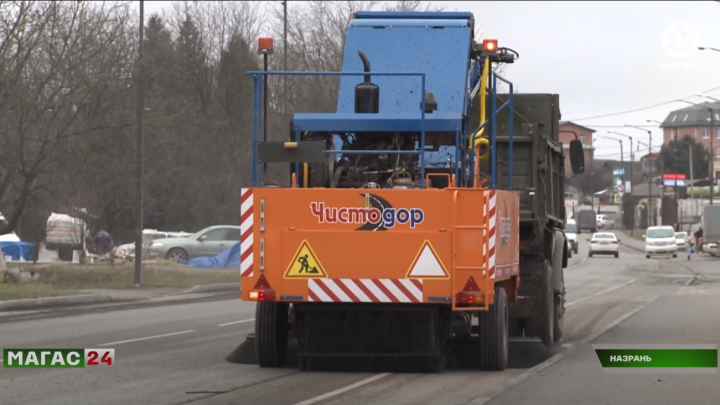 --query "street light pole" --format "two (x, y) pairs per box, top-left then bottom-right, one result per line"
(610, 131), (635, 233)
(626, 124), (655, 225)
(134, 0), (145, 286)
